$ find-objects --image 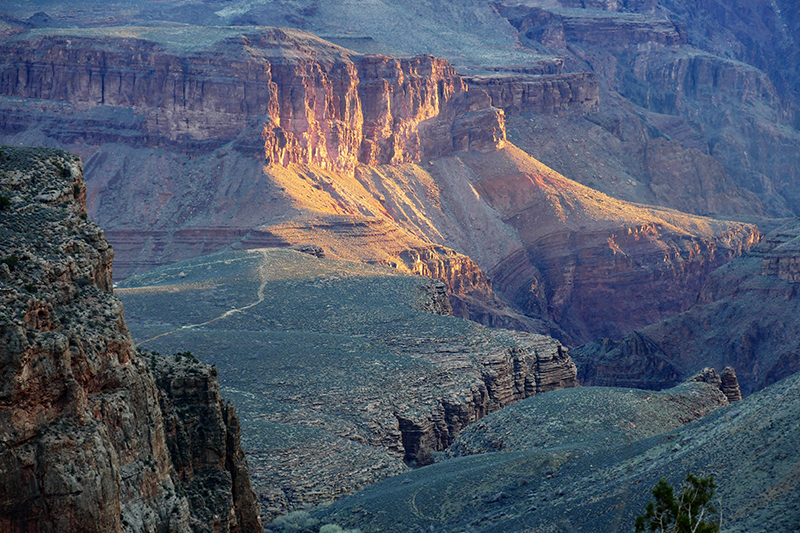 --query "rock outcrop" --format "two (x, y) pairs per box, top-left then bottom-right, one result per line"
(394, 336), (577, 464)
(687, 366), (741, 402)
(263, 47), (468, 173)
(445, 373), (730, 458)
(502, 5), (687, 48)
(720, 366), (742, 402)
(0, 146), (261, 533)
